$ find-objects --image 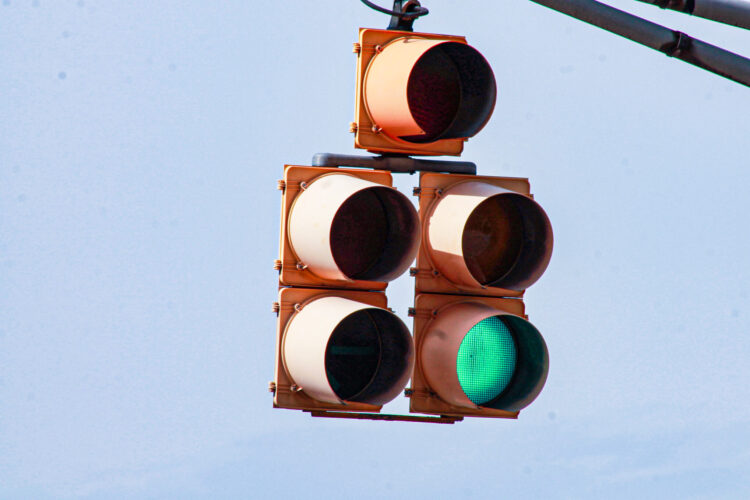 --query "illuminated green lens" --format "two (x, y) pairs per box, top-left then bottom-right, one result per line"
(457, 316), (517, 405)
